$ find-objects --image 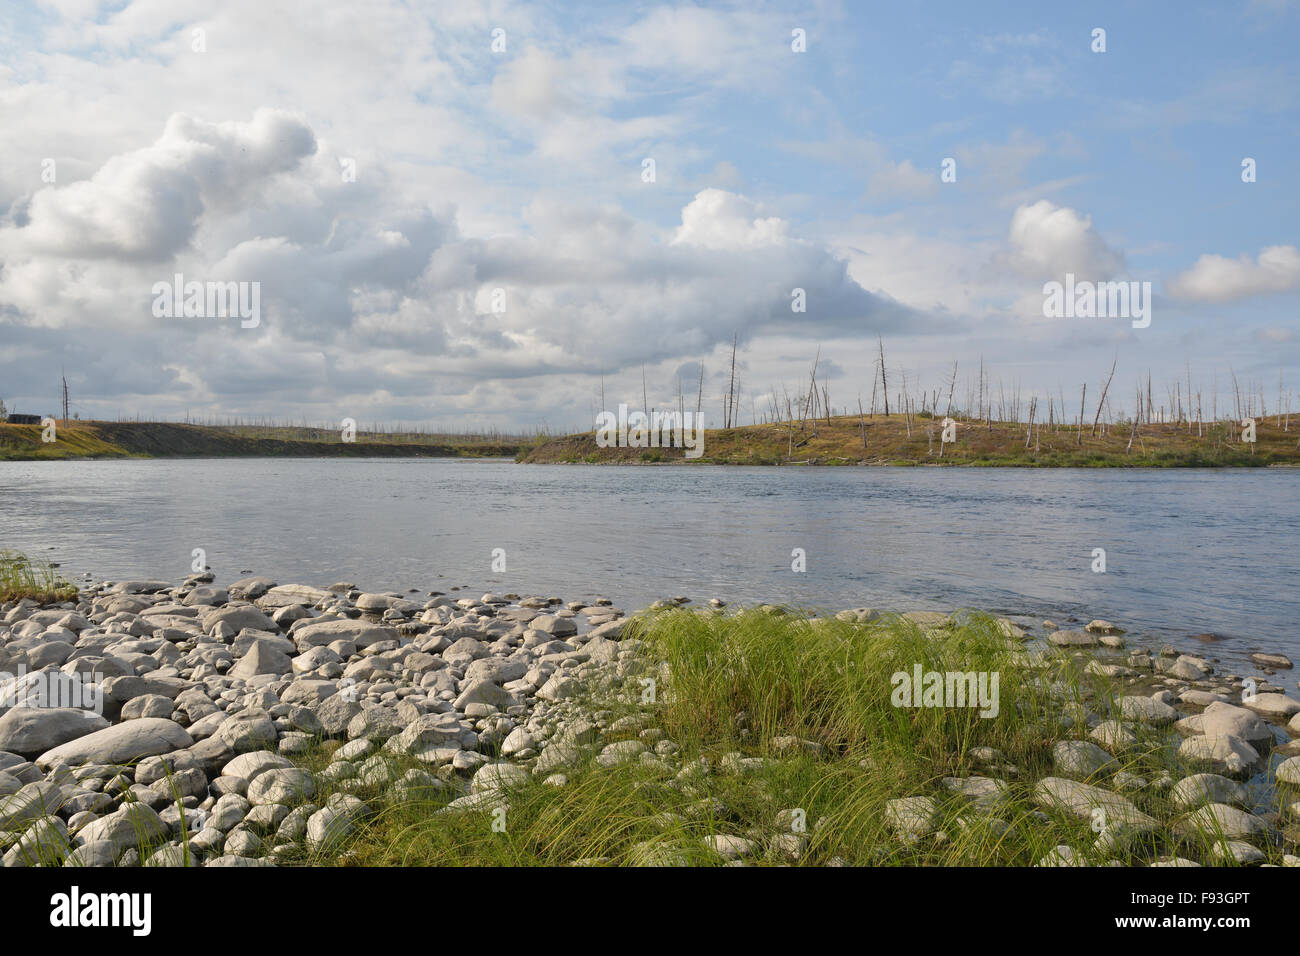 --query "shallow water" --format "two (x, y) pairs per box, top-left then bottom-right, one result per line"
(1, 459), (1298, 669)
